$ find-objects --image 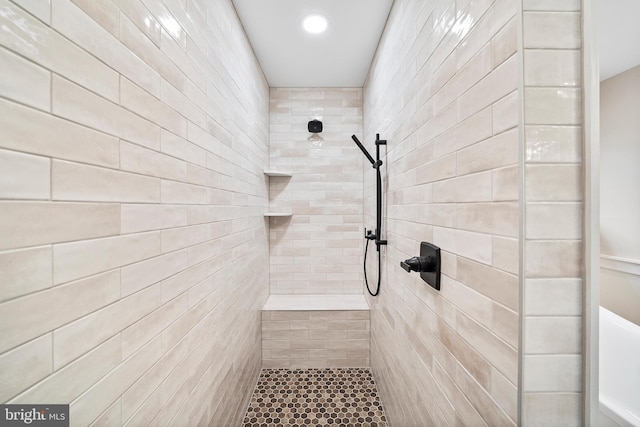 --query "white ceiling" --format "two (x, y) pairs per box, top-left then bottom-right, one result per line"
(232, 0), (639, 86)
(231, 0), (393, 87)
(598, 0), (640, 80)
